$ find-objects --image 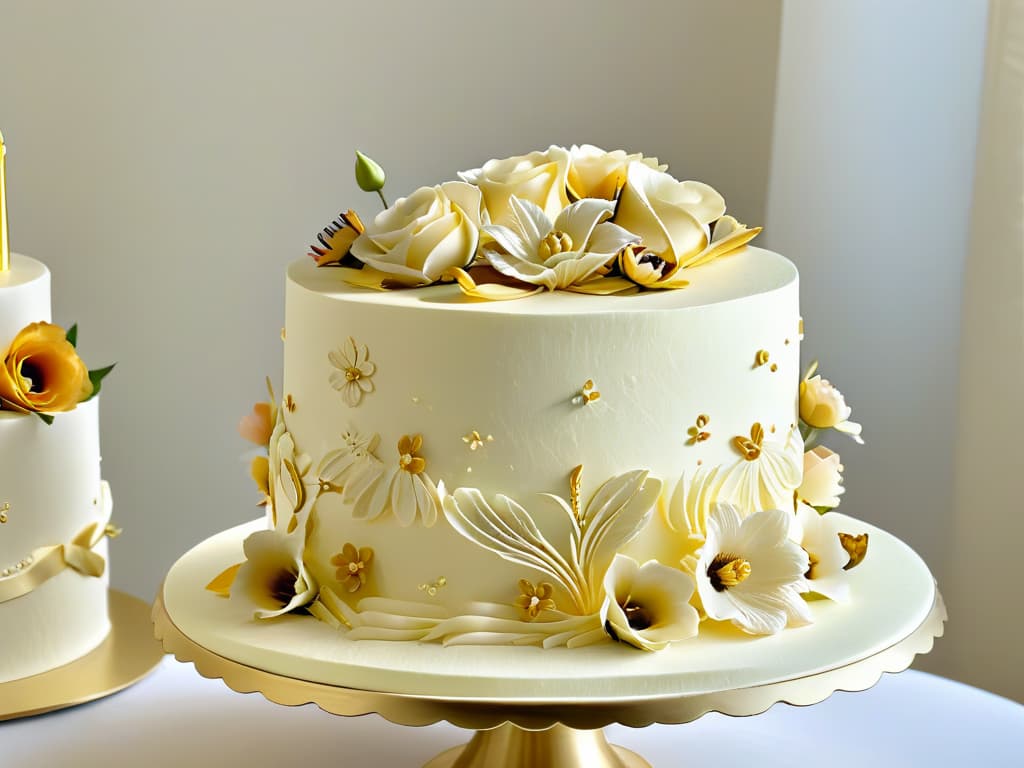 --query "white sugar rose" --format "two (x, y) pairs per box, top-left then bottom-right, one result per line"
(459, 146), (571, 225)
(798, 446), (845, 509)
(614, 161), (726, 267)
(350, 181), (485, 287)
(566, 144), (666, 201)
(799, 362), (863, 443)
